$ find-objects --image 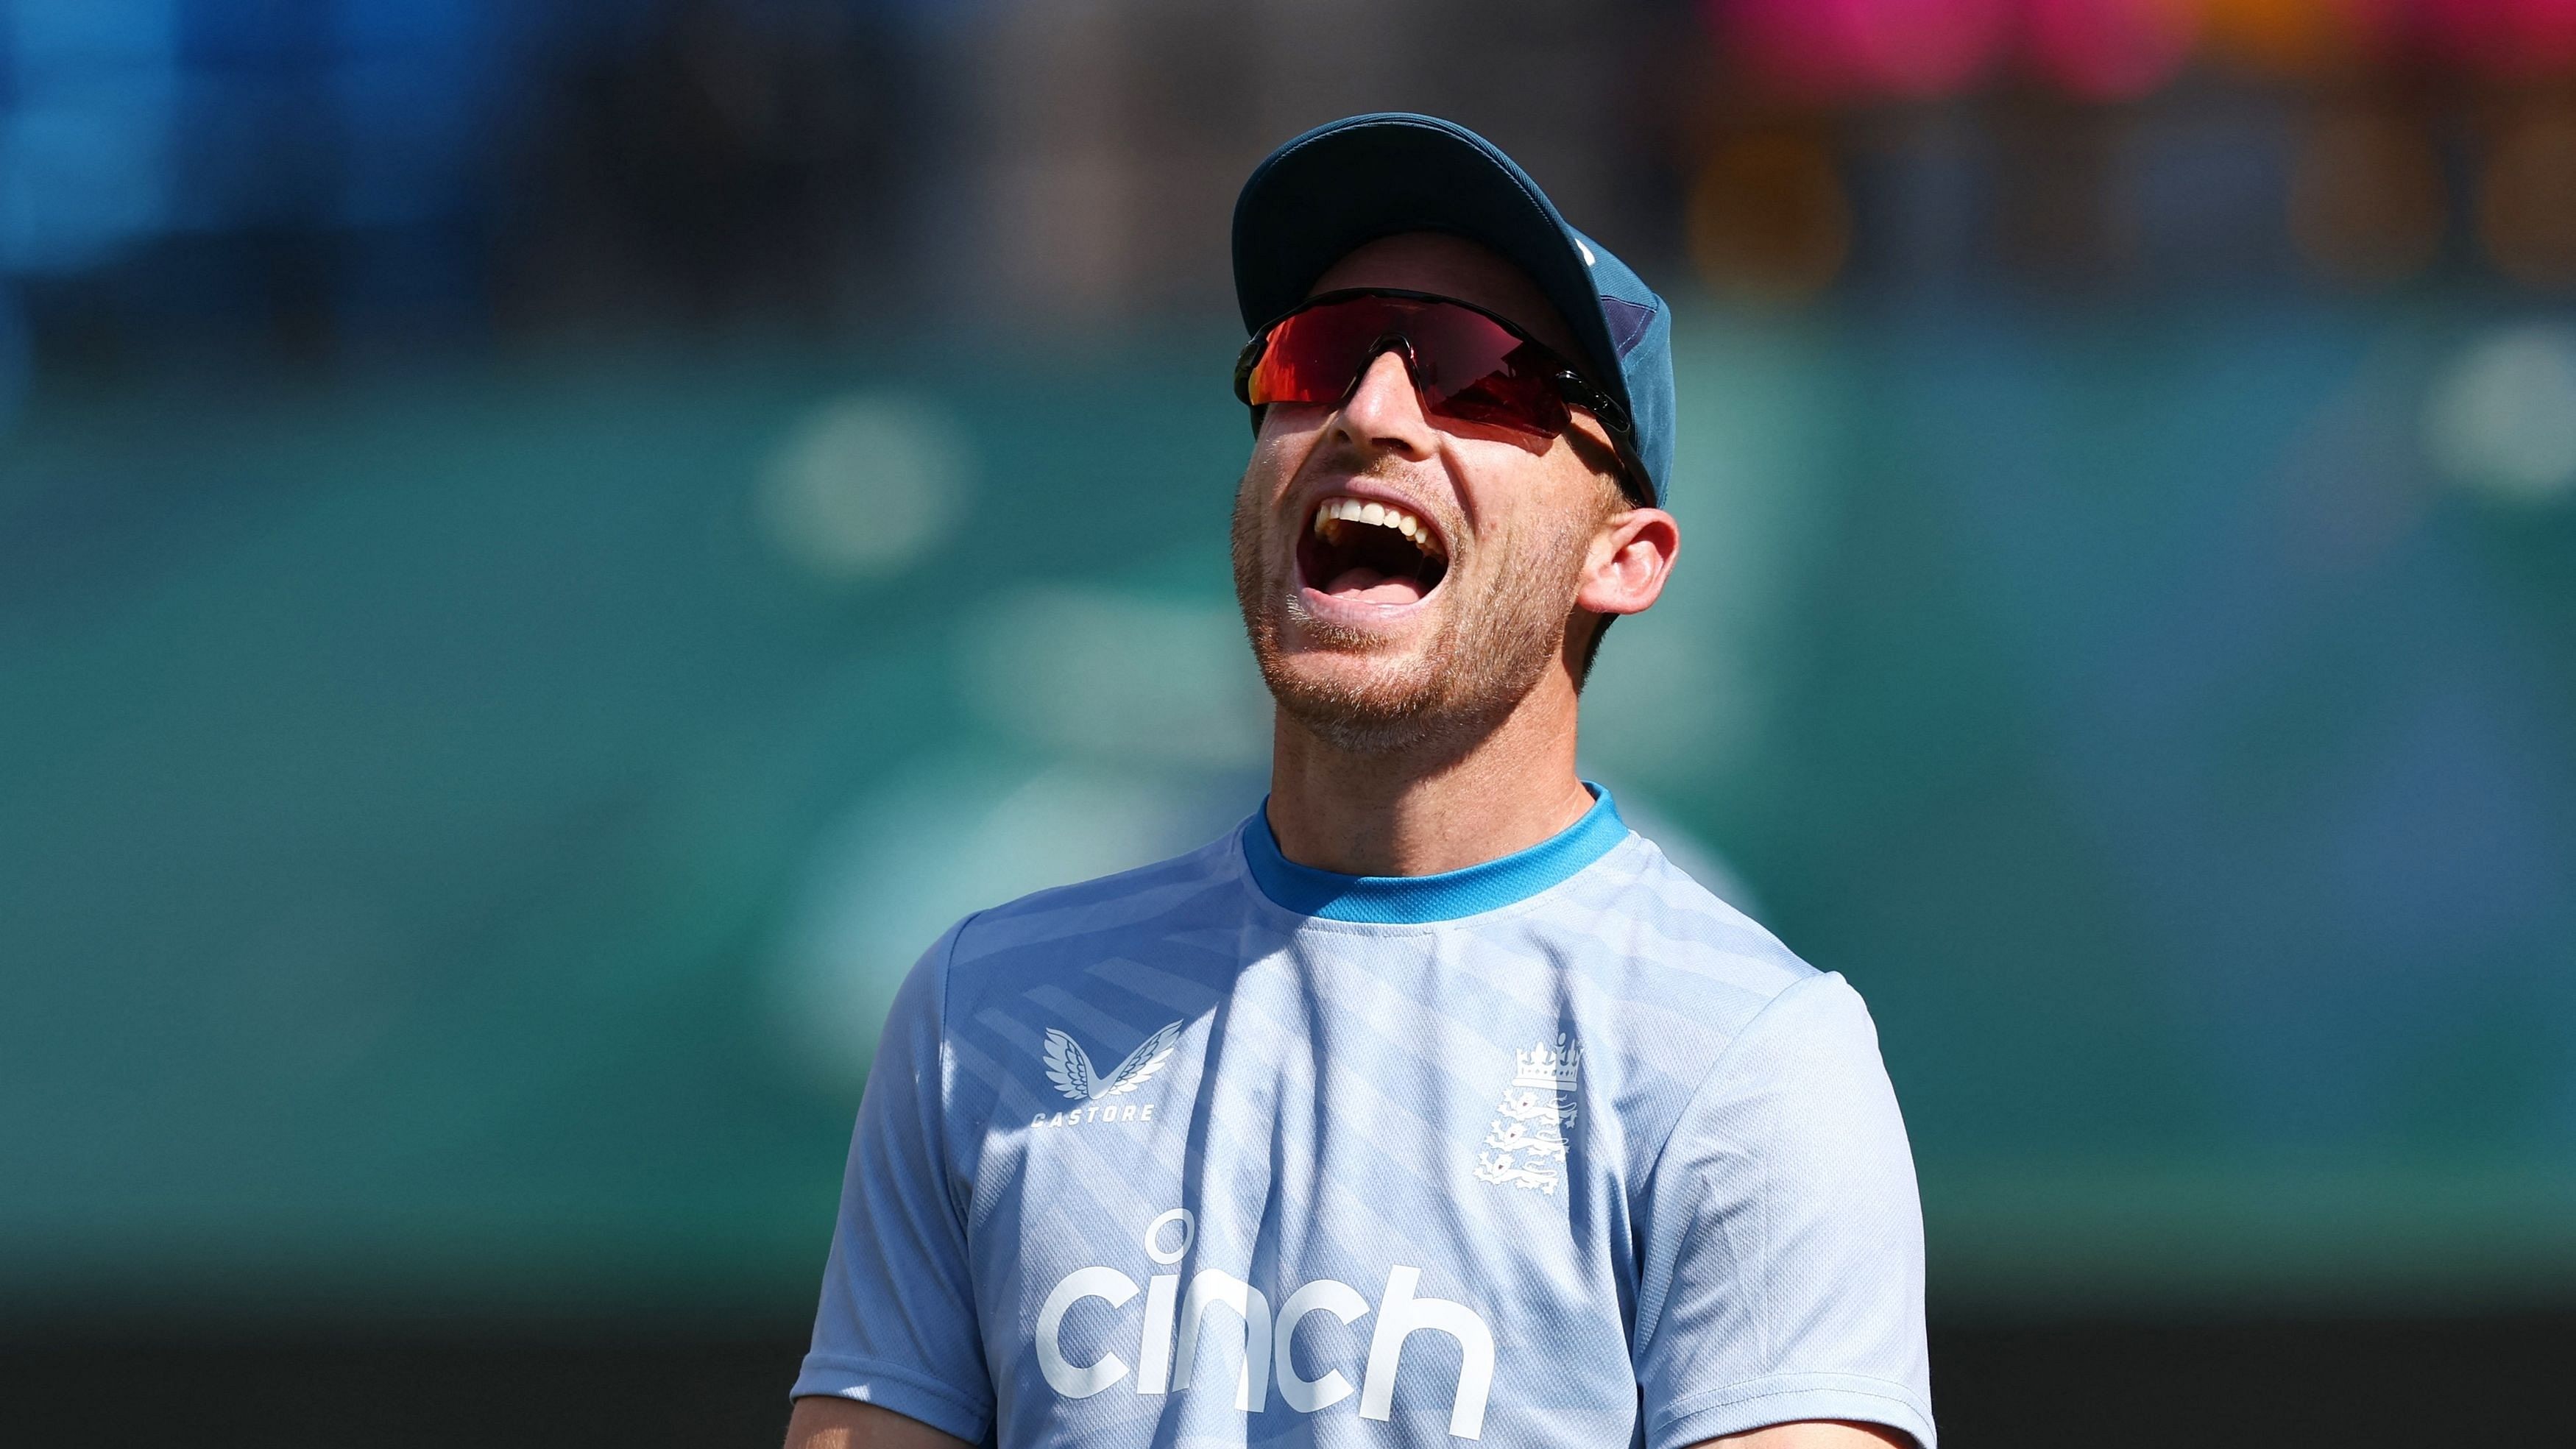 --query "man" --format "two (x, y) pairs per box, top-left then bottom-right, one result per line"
(786, 114), (1933, 1449)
